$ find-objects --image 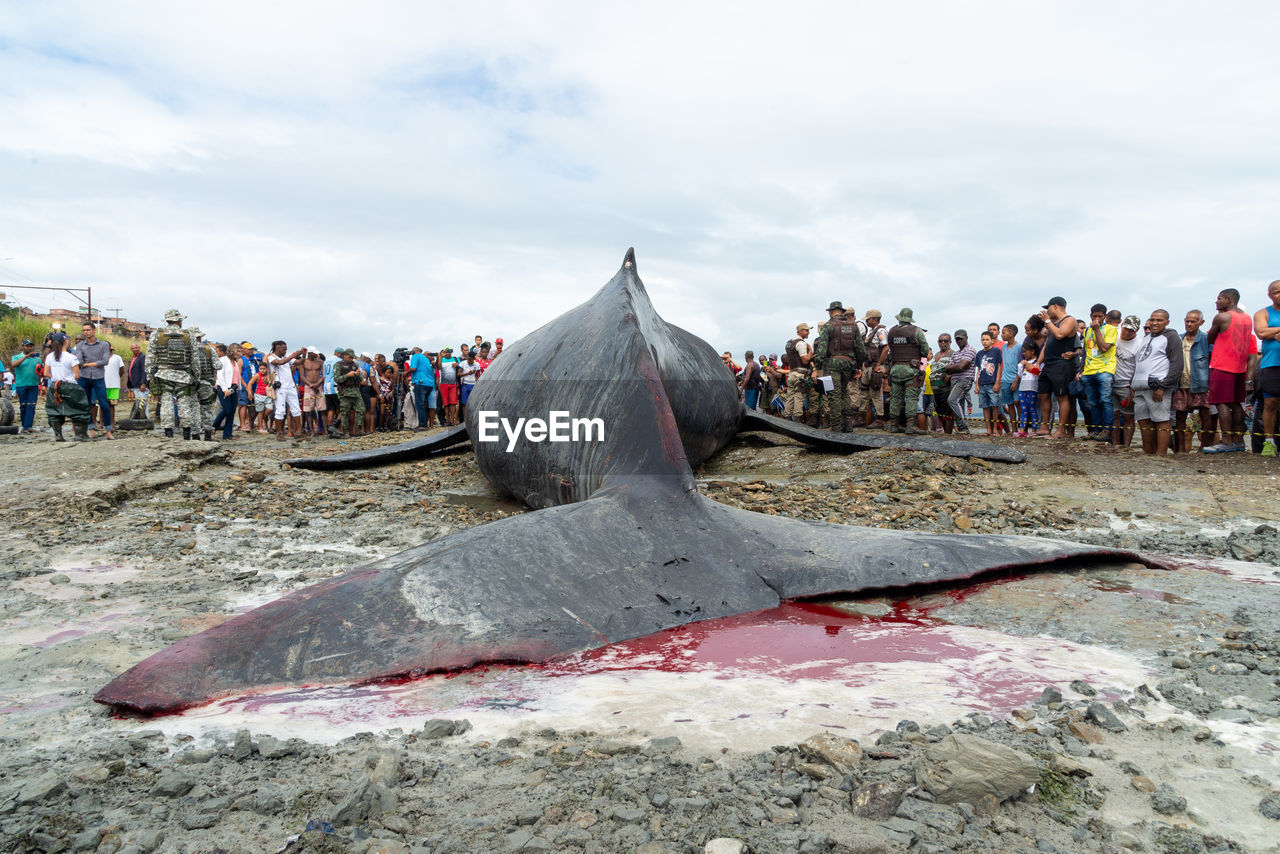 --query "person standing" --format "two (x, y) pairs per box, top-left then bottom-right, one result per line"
(102, 343), (125, 433)
(1111, 315), (1143, 448)
(457, 348), (481, 421)
(408, 346), (437, 430)
(438, 347), (460, 425)
(1172, 310), (1213, 453)
(881, 308), (930, 434)
(1132, 310), (1184, 456)
(998, 324), (1021, 433)
(813, 301), (868, 432)
(853, 309), (888, 429)
(333, 349), (365, 437)
(1205, 288), (1258, 452)
(76, 321), (114, 439)
(125, 341), (147, 419)
(43, 332), (91, 441)
(973, 331), (1003, 435)
(268, 340), (308, 441)
(146, 309), (201, 439)
(1253, 280), (1280, 458)
(1036, 297), (1079, 439)
(187, 327), (216, 440)
(943, 330), (977, 433)
(926, 333), (954, 433)
(1080, 303), (1117, 441)
(212, 343), (241, 440)
(782, 323), (814, 423)
(10, 339), (42, 433)
(739, 350), (763, 410)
